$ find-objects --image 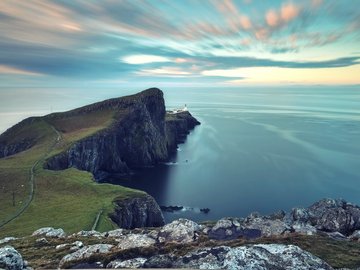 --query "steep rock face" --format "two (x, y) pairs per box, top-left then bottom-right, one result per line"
(45, 88), (200, 181)
(109, 193), (165, 229)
